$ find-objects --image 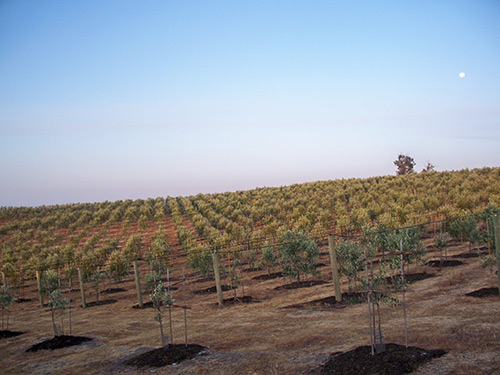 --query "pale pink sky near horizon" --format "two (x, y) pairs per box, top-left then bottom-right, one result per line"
(1, 1), (499, 207)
